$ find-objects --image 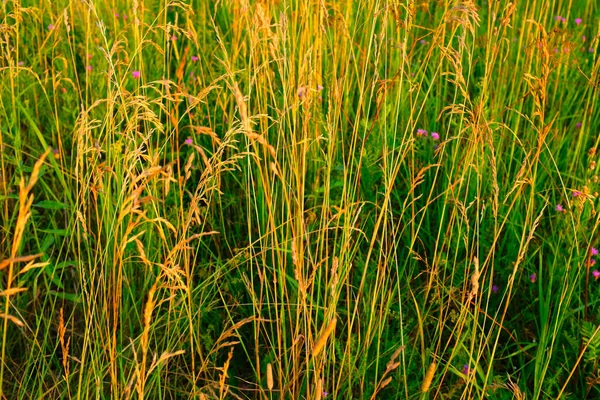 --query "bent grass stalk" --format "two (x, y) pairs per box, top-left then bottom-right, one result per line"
(1, 0), (599, 398)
